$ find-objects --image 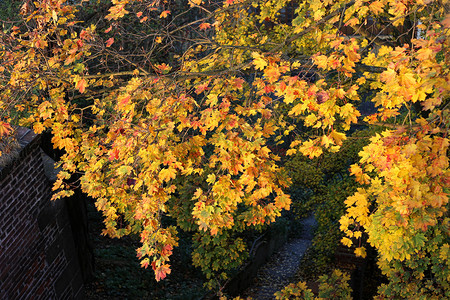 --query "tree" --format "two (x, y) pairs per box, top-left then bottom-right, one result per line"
(0, 0), (448, 297)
